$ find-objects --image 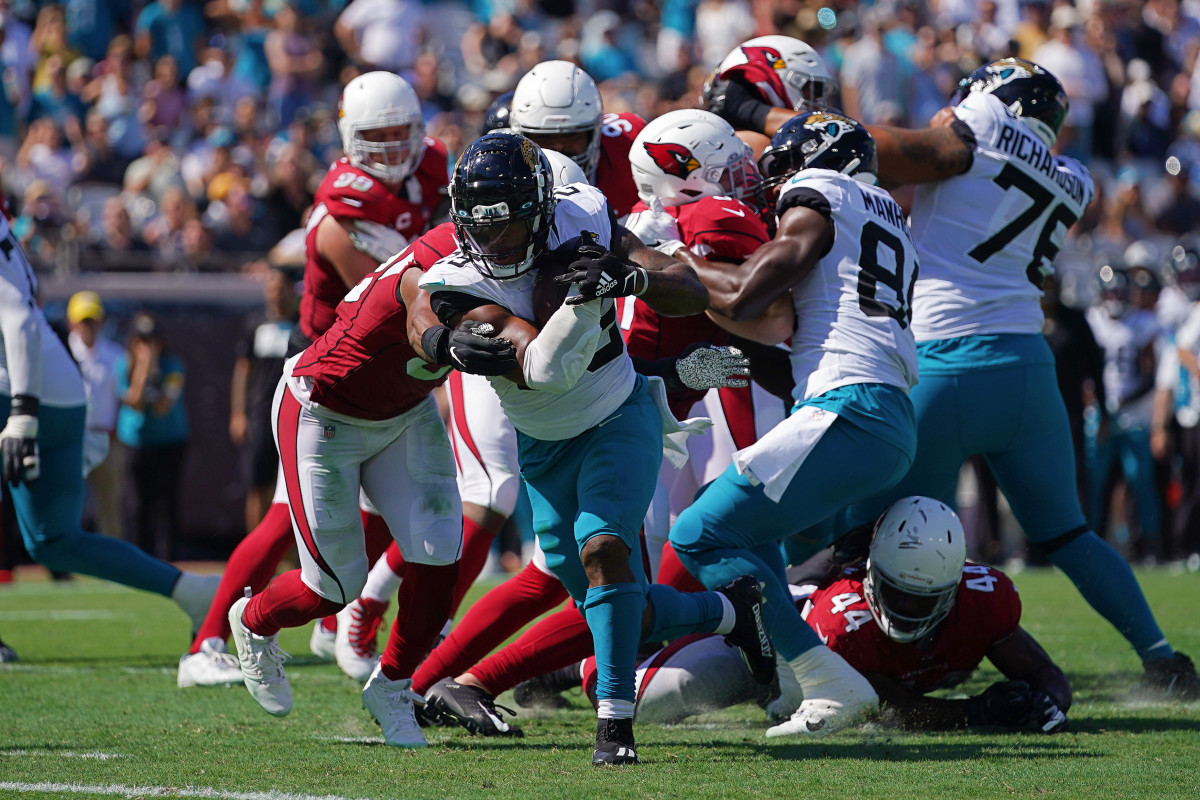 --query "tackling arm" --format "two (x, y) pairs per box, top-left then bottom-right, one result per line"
(867, 109), (976, 189)
(315, 216), (390, 290)
(986, 627), (1073, 712)
(611, 226), (709, 317)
